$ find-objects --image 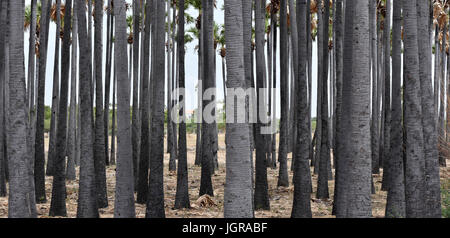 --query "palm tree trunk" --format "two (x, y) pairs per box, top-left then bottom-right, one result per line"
(199, 0), (215, 198)
(277, 0), (289, 187)
(385, 0), (405, 217)
(402, 0), (426, 218)
(131, 0), (141, 177)
(76, 0), (98, 218)
(0, 0), (7, 198)
(49, 0), (73, 217)
(113, 0), (136, 218)
(146, 0), (166, 218)
(291, 0), (312, 218)
(254, 0), (270, 211)
(370, 0), (379, 175)
(316, 0), (330, 199)
(174, 0), (190, 209)
(35, 0), (52, 204)
(110, 65), (116, 165)
(27, 0), (37, 113)
(223, 0), (254, 218)
(47, 0), (62, 176)
(7, 0), (36, 218)
(137, 0), (153, 204)
(67, 0), (78, 181)
(104, 0), (113, 167)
